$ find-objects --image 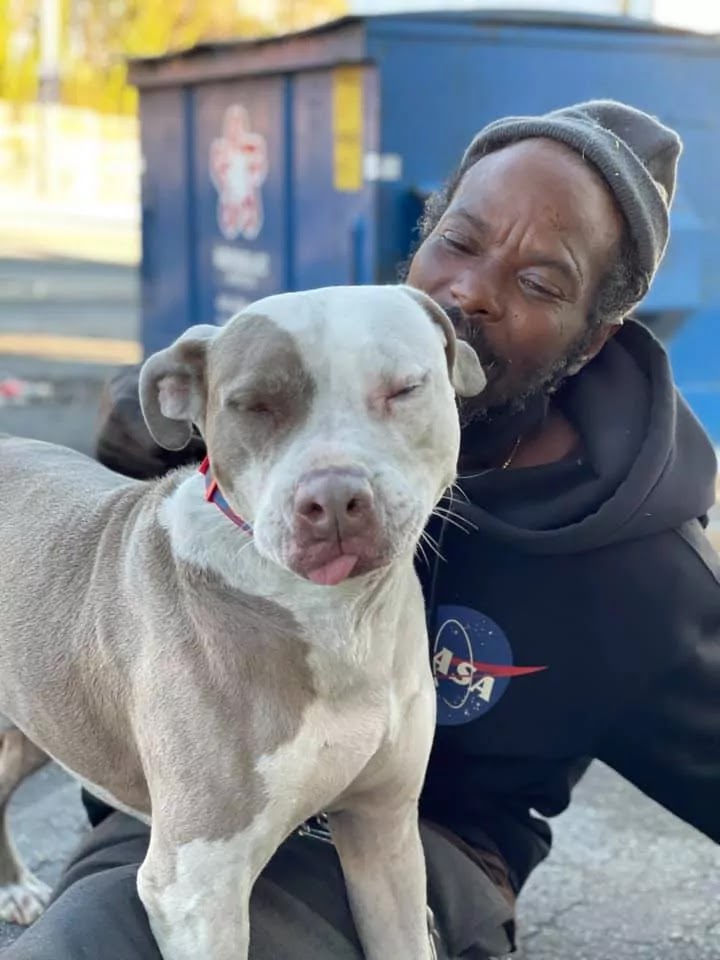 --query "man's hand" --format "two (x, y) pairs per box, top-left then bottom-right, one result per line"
(95, 364), (206, 481)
